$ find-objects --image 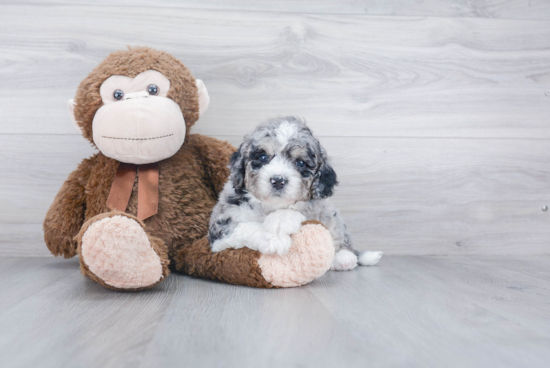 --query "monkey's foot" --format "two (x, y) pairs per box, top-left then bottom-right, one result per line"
(258, 220), (334, 287)
(76, 212), (169, 291)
